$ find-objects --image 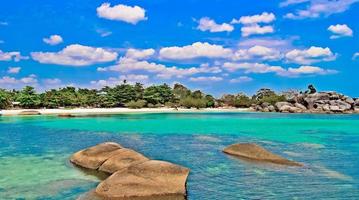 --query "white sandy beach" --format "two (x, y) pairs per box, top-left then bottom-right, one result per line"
(0, 107), (251, 116)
